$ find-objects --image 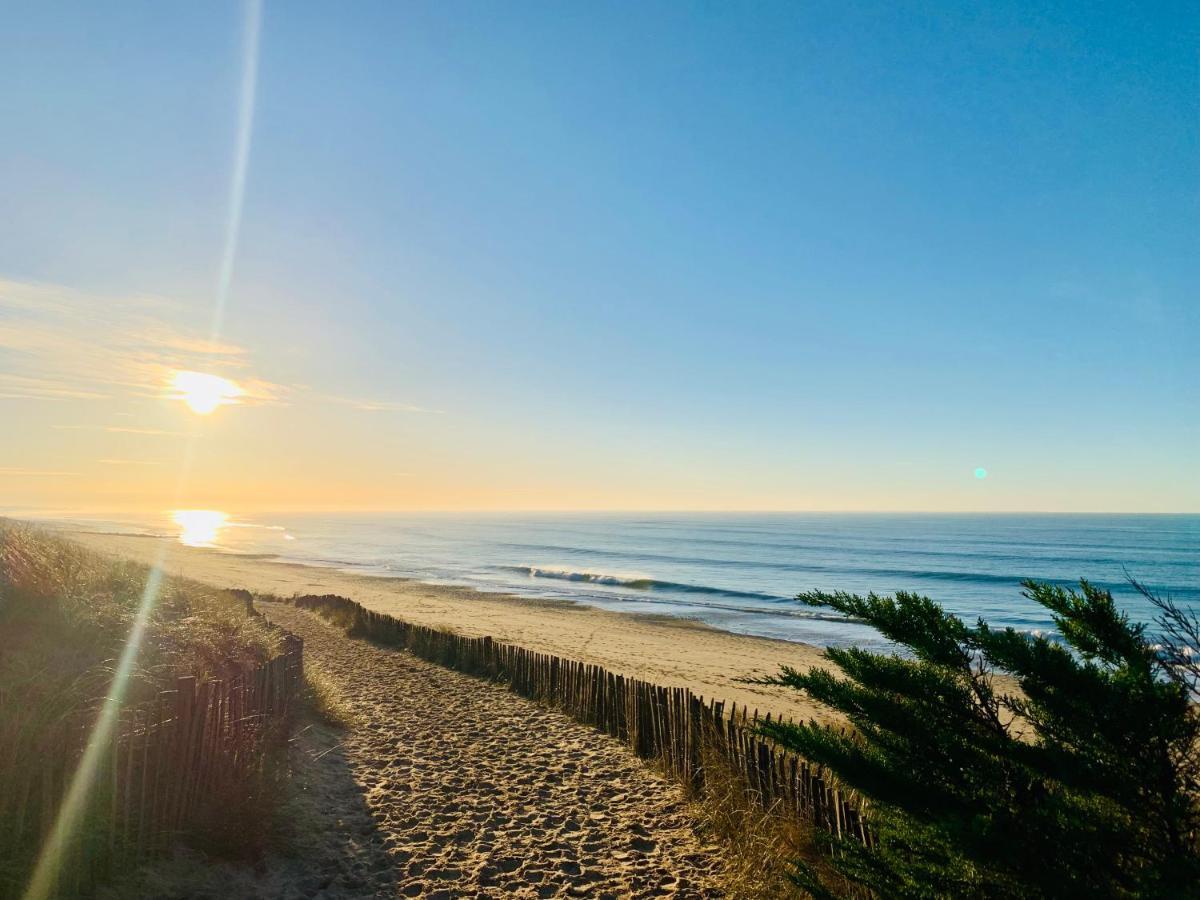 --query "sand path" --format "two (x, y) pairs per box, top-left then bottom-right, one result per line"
(259, 601), (726, 898)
